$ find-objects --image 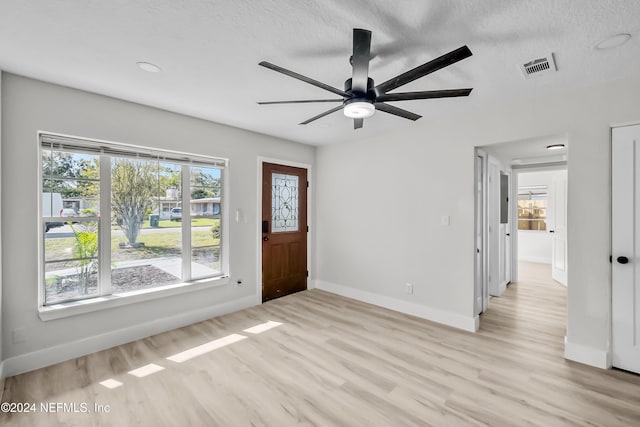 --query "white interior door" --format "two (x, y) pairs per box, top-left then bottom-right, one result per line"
(612, 124), (640, 374)
(499, 172), (511, 288)
(475, 155), (483, 314)
(475, 154), (486, 314)
(551, 170), (568, 285)
(488, 158), (503, 296)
